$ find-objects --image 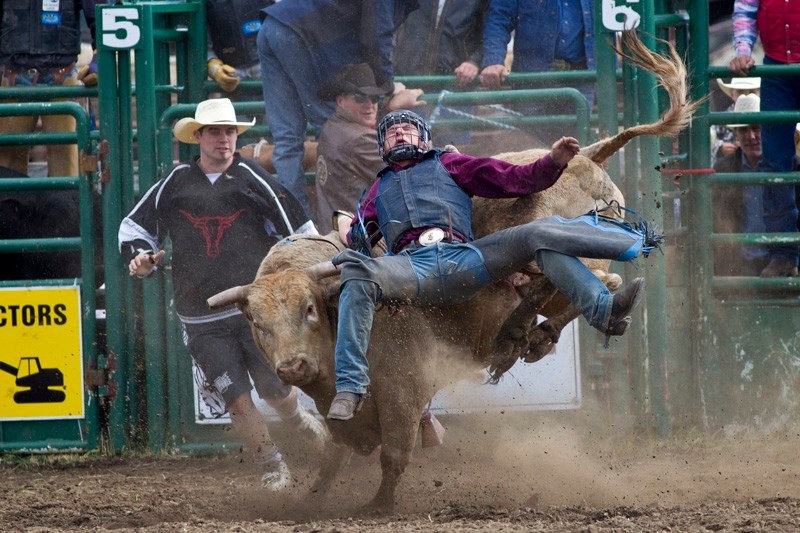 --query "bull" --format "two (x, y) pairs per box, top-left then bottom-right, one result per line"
(208, 31), (698, 514)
